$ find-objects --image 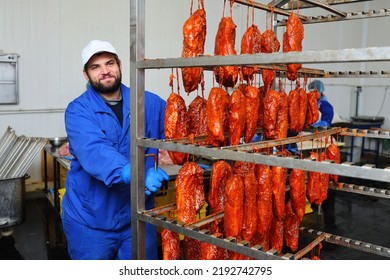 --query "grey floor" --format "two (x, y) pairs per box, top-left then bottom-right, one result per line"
(0, 191), (69, 260)
(301, 190), (390, 259)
